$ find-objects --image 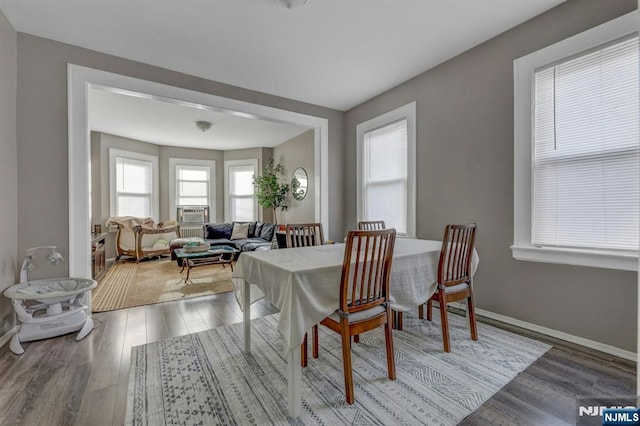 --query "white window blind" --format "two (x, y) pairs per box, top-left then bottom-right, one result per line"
(176, 164), (209, 206)
(228, 164), (256, 222)
(115, 157), (153, 218)
(532, 36), (639, 251)
(363, 120), (408, 234)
